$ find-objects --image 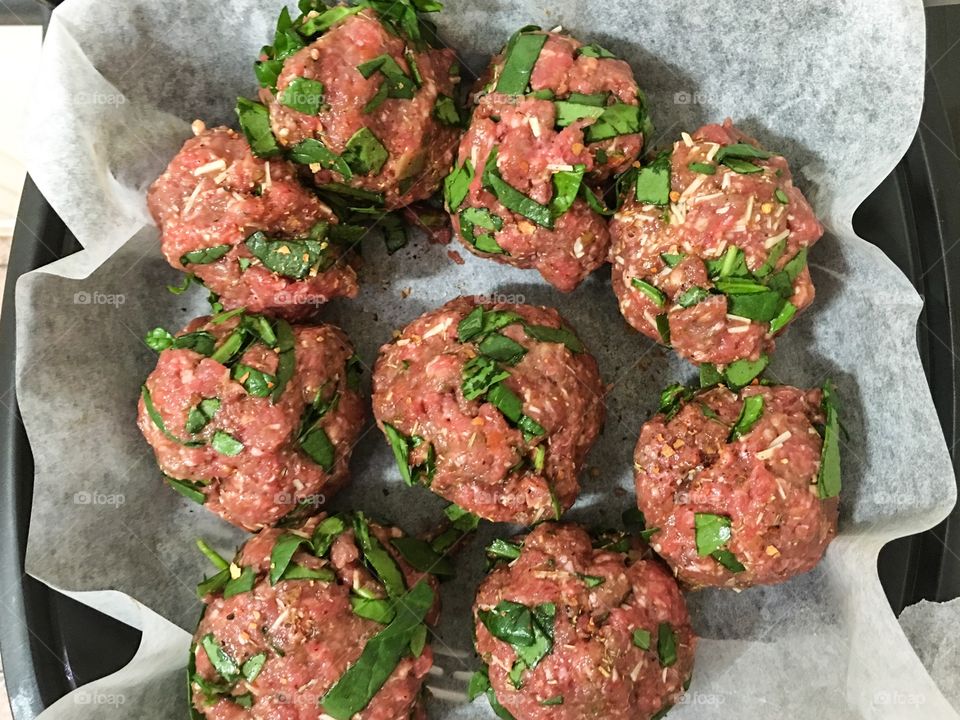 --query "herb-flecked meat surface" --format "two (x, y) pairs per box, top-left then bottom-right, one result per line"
(610, 120), (823, 365)
(147, 126), (358, 321)
(446, 29), (650, 291)
(190, 513), (438, 719)
(472, 523), (695, 720)
(371, 296), (605, 524)
(634, 383), (839, 589)
(259, 4), (461, 209)
(138, 311), (364, 530)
